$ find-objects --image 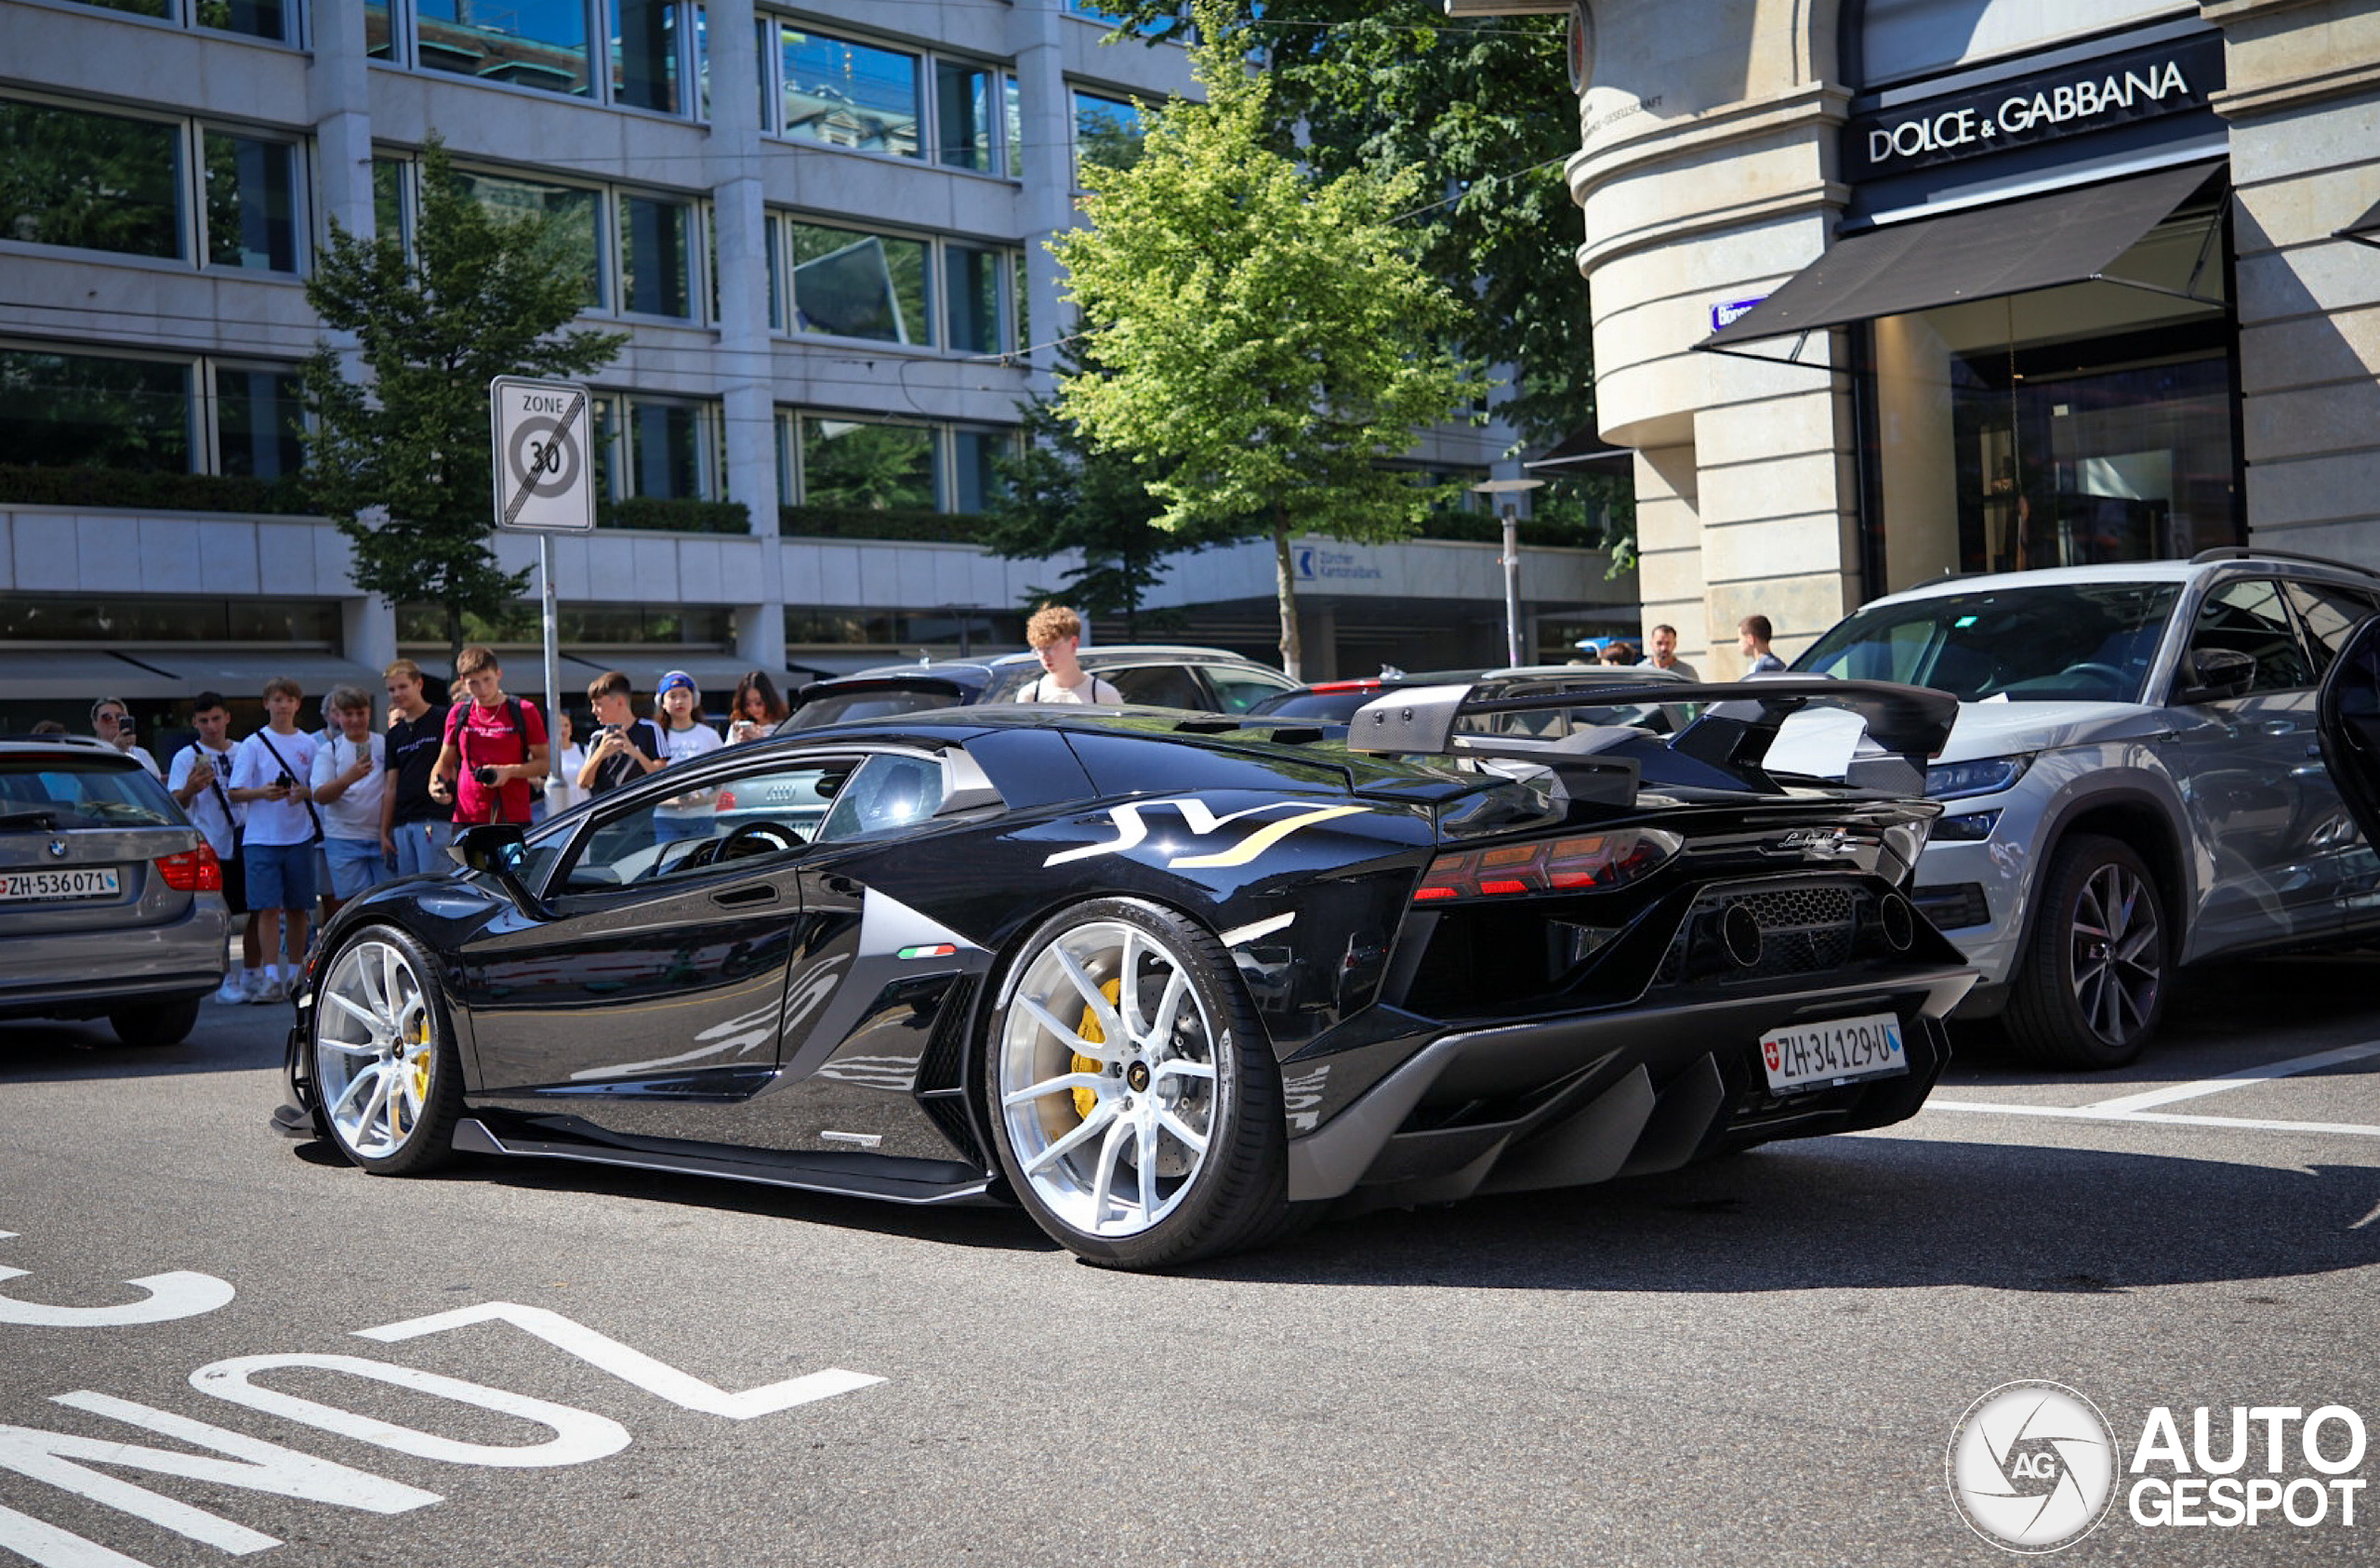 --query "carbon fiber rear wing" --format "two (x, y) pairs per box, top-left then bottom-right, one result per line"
(1345, 678), (1959, 797)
